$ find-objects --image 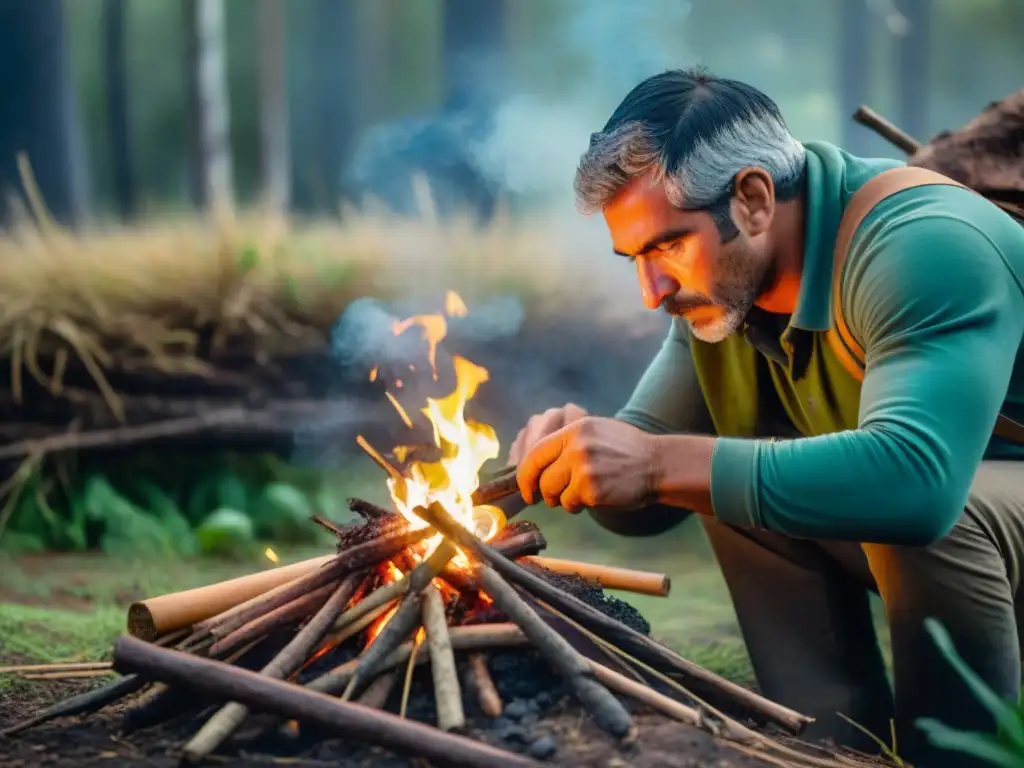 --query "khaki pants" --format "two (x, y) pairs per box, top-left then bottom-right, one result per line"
(701, 461), (1024, 768)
